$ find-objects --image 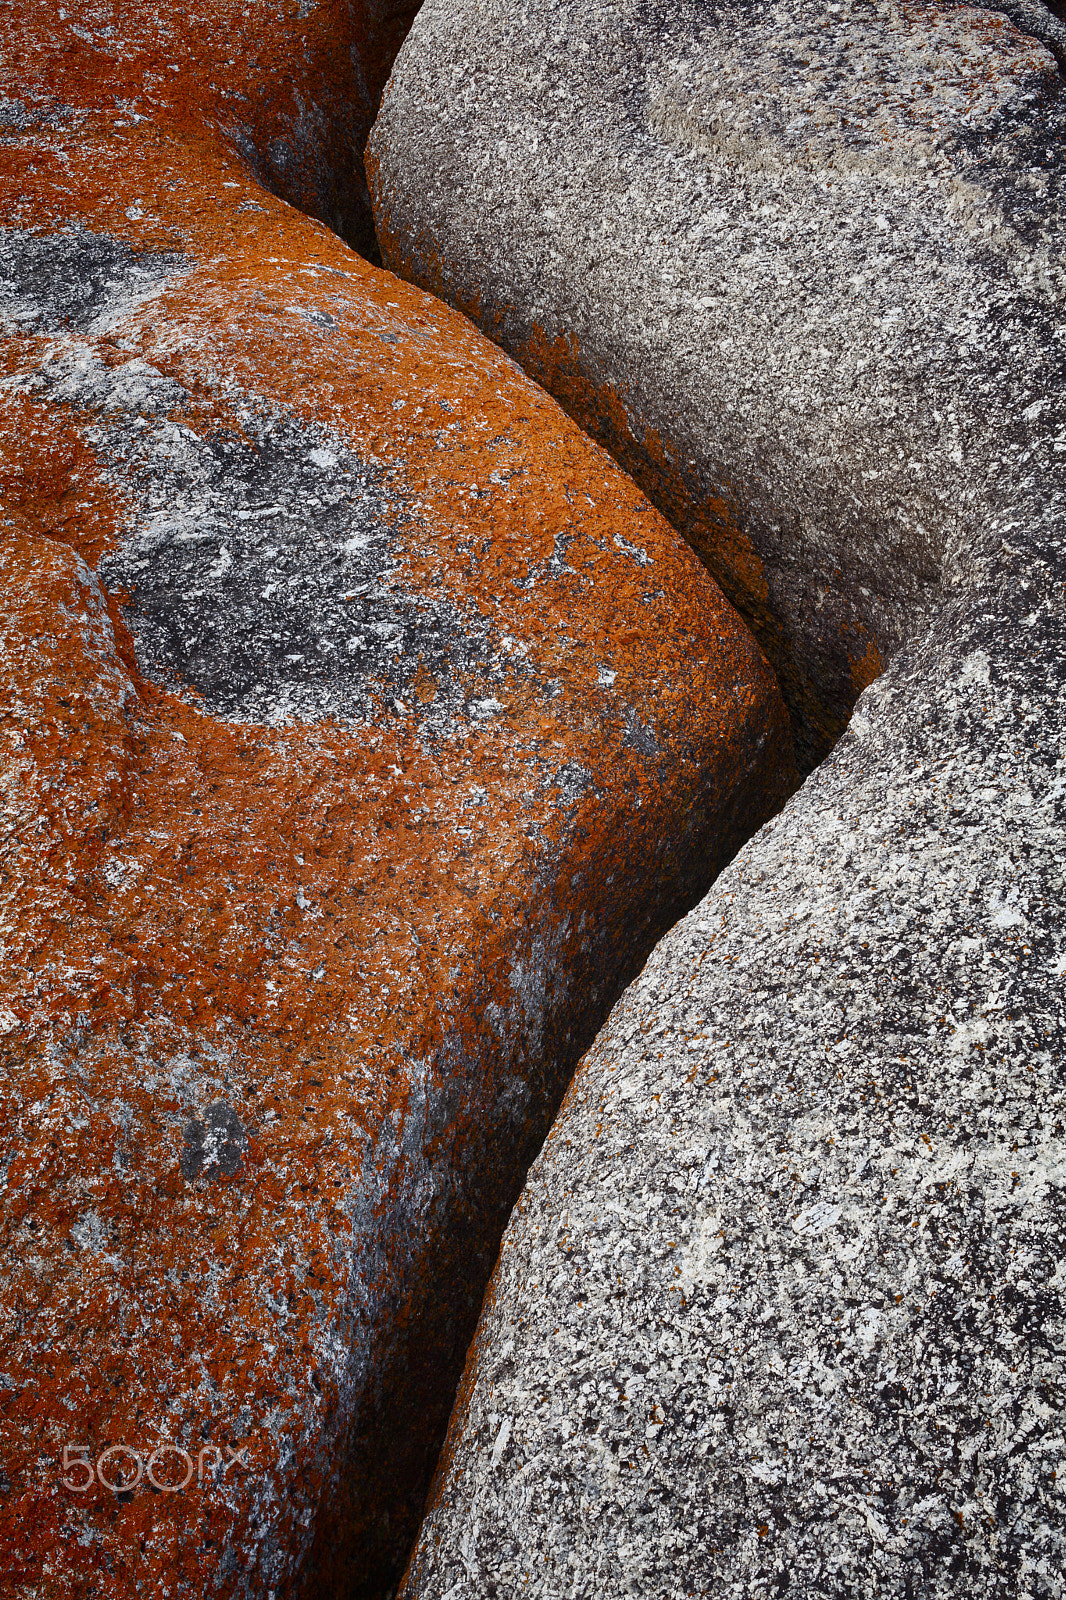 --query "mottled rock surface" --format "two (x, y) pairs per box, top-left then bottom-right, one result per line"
(4, 0), (417, 259)
(0, 15), (794, 1600)
(405, 585), (1066, 1599)
(371, 0), (1065, 769)
(387, 4), (1066, 1597)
